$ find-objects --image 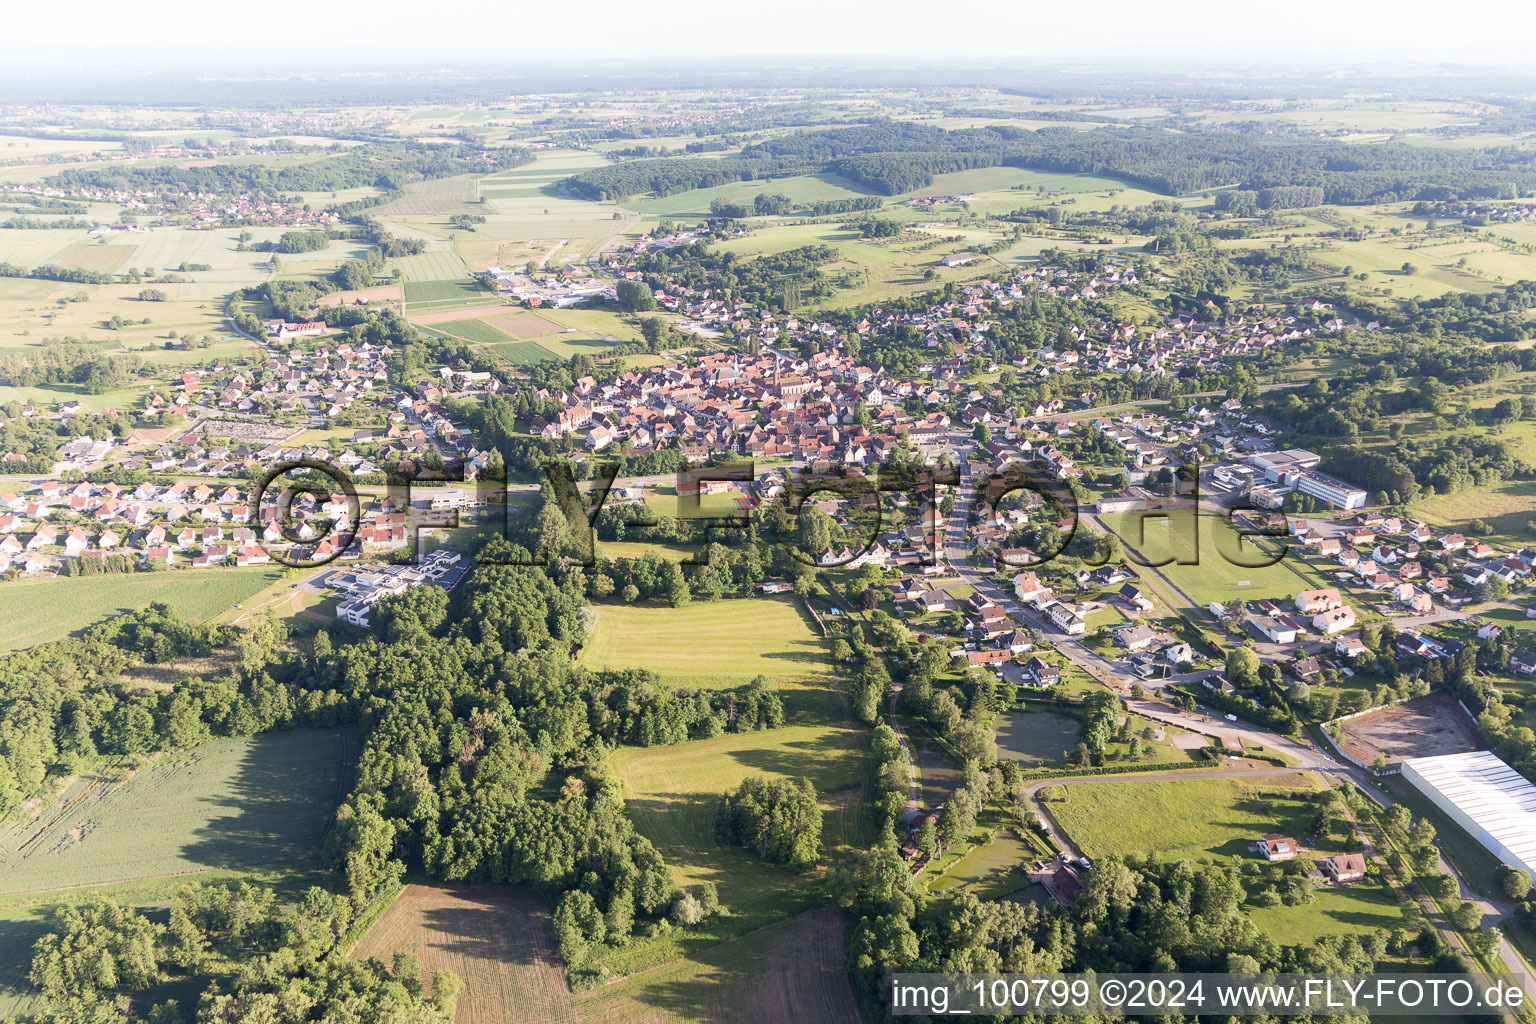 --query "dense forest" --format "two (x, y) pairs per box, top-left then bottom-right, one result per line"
(41, 144), (534, 202)
(567, 121), (1536, 201)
